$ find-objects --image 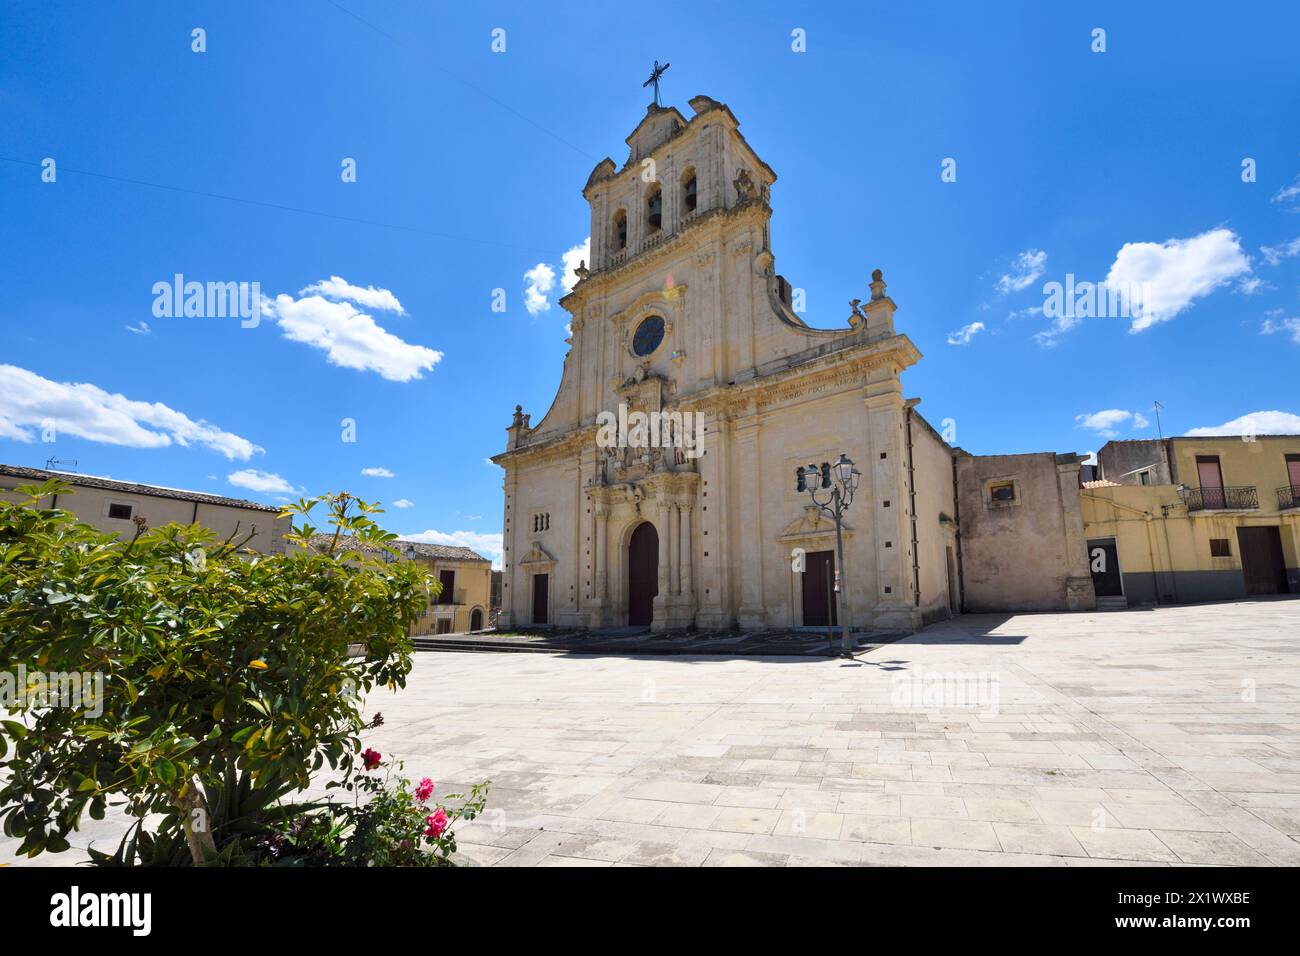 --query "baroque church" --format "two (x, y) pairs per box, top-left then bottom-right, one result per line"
(493, 94), (1096, 633)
